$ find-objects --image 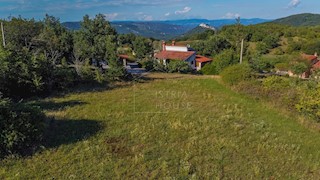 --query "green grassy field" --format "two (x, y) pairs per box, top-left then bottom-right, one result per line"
(1, 73), (320, 179)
